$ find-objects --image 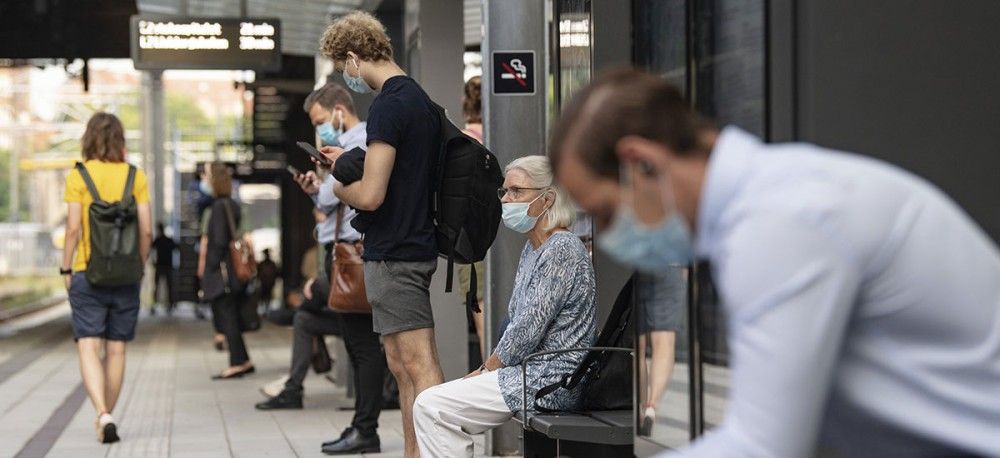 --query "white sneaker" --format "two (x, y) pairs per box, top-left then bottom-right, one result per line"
(96, 413), (119, 444)
(260, 375), (290, 398)
(640, 406), (656, 436)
